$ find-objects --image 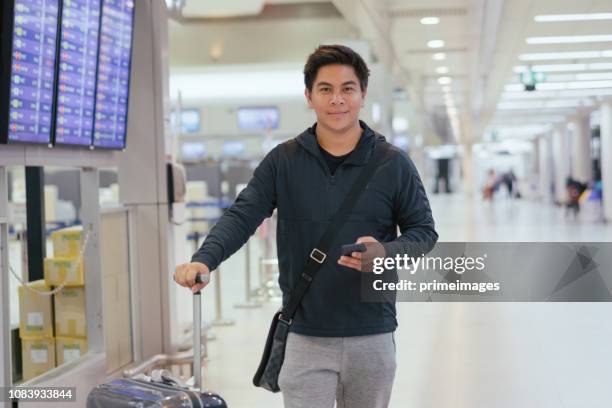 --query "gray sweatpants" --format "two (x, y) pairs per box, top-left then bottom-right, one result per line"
(278, 332), (396, 408)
